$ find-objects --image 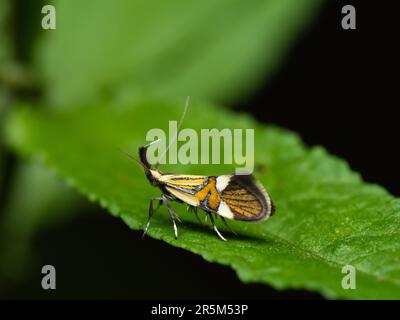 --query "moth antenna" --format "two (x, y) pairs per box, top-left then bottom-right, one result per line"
(155, 96), (190, 168)
(119, 148), (146, 169)
(140, 139), (161, 149)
